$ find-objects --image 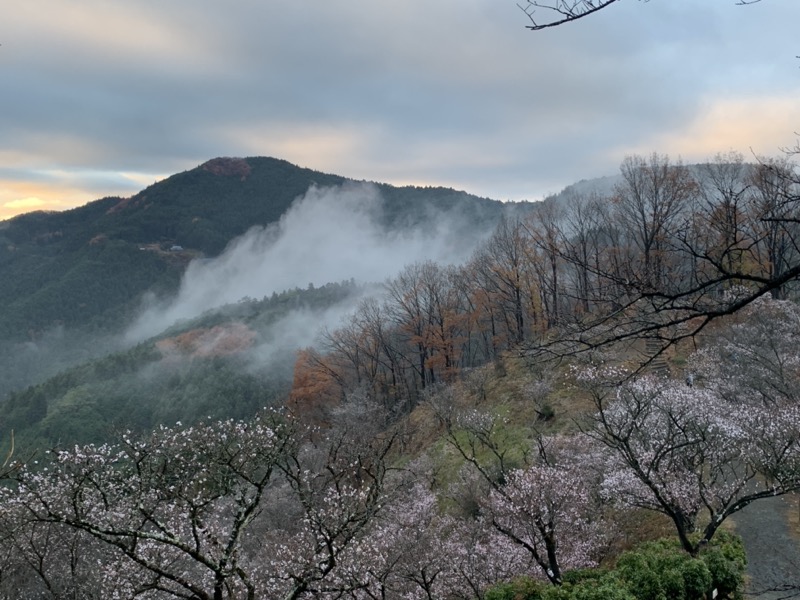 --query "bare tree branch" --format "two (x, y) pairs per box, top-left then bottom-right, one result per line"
(521, 0), (761, 31)
(518, 0), (624, 31)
